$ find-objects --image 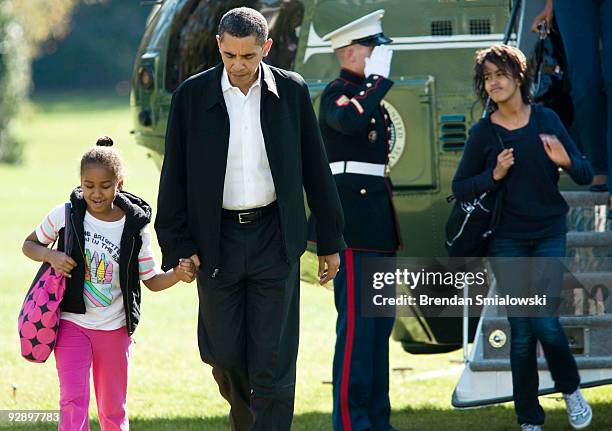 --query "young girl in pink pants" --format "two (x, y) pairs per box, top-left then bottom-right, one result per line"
(22, 137), (196, 430)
